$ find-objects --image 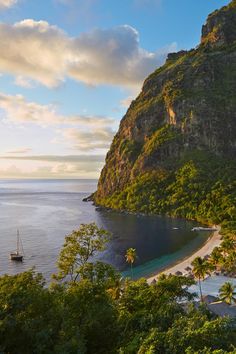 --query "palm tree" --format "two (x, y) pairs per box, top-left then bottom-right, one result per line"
(125, 248), (137, 279)
(191, 256), (210, 302)
(219, 282), (236, 305)
(209, 247), (222, 270)
(220, 238), (236, 256)
(107, 277), (123, 300)
(224, 251), (236, 273)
